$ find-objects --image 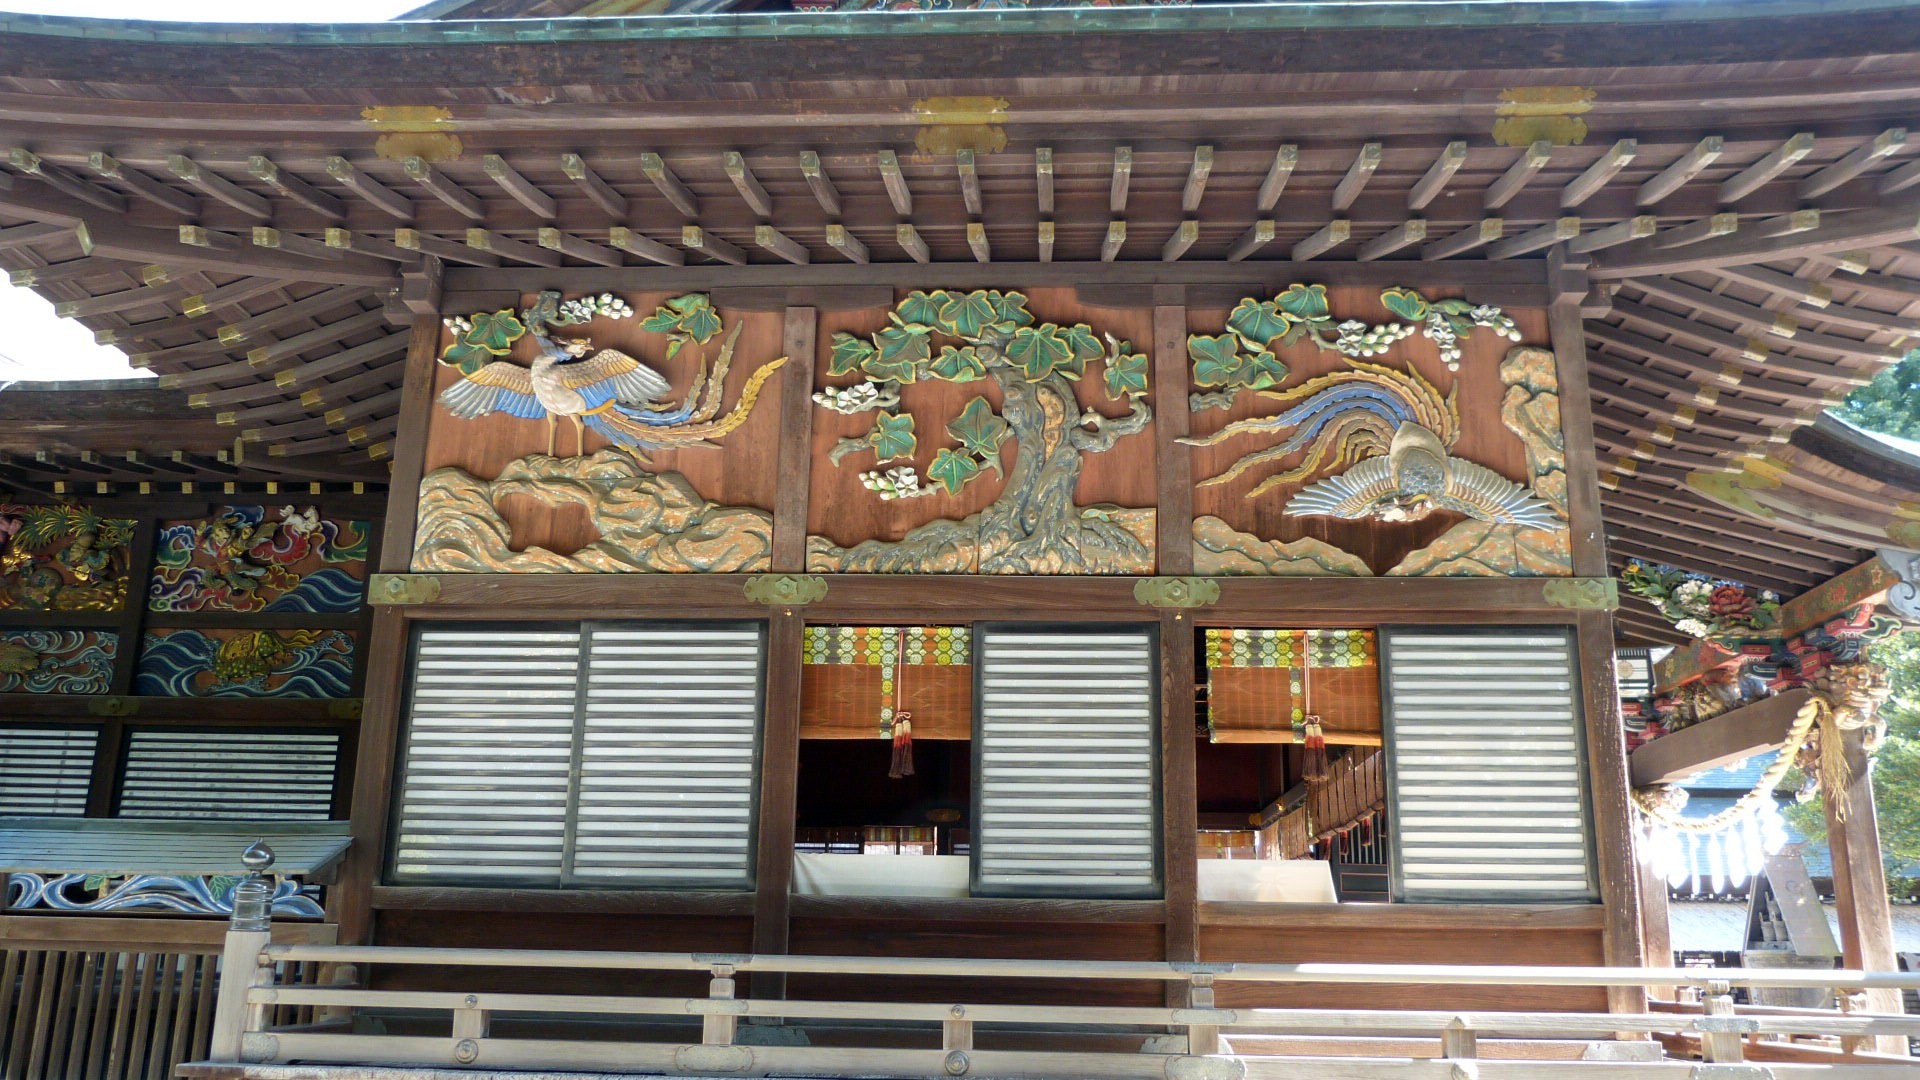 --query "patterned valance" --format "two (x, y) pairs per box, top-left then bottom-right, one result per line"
(1203, 628), (1382, 743)
(800, 626), (971, 740)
